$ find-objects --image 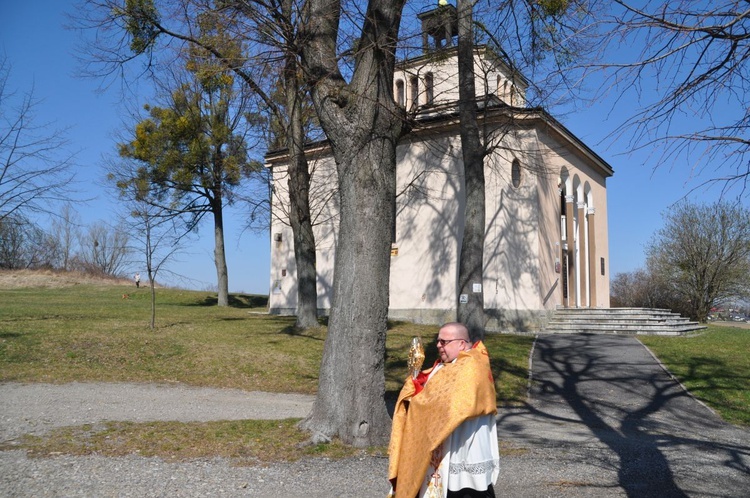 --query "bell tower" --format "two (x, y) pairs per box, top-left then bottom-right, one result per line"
(417, 2), (458, 53)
